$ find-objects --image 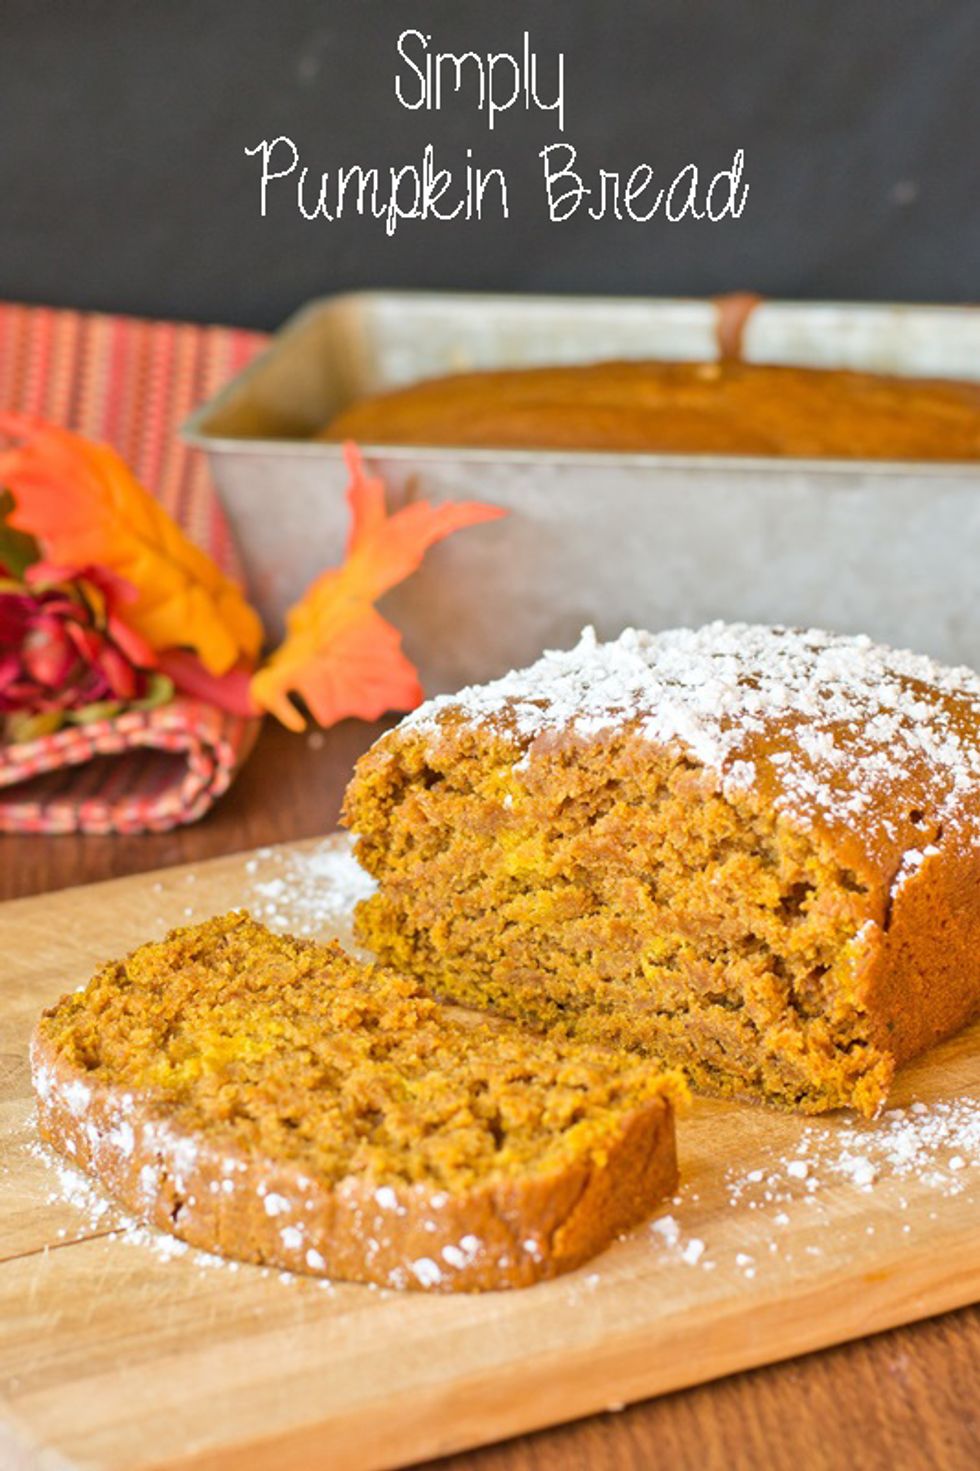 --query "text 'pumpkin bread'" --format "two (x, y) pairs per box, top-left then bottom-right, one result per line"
(344, 623), (980, 1116)
(31, 913), (682, 1291)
